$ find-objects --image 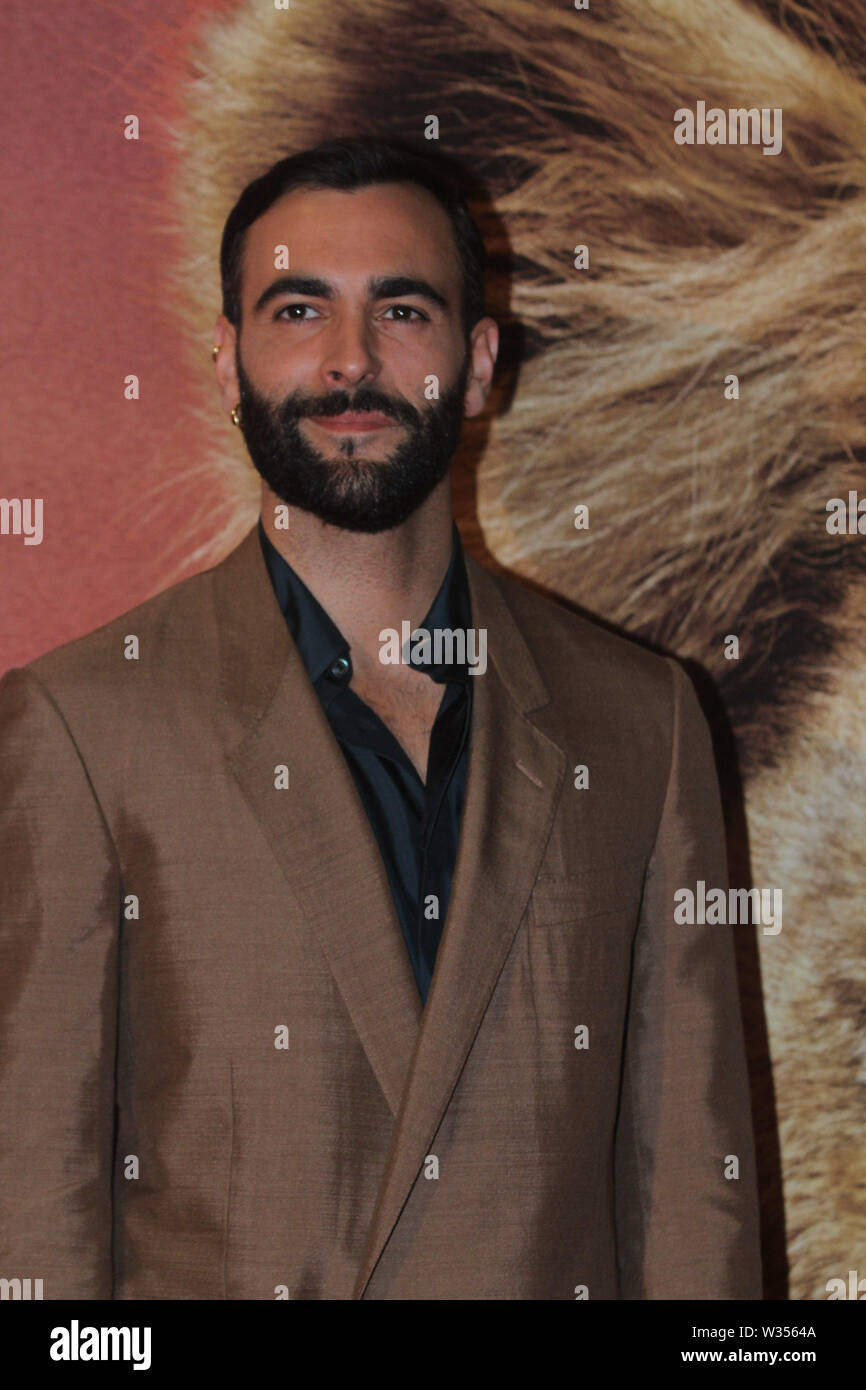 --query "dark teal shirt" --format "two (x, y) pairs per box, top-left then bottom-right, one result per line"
(257, 518), (472, 1004)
